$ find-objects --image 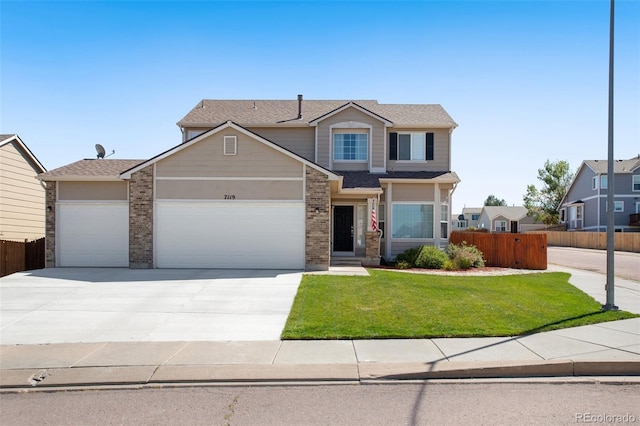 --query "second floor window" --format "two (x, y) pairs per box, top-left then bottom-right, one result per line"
(334, 133), (368, 161)
(390, 132), (434, 161)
